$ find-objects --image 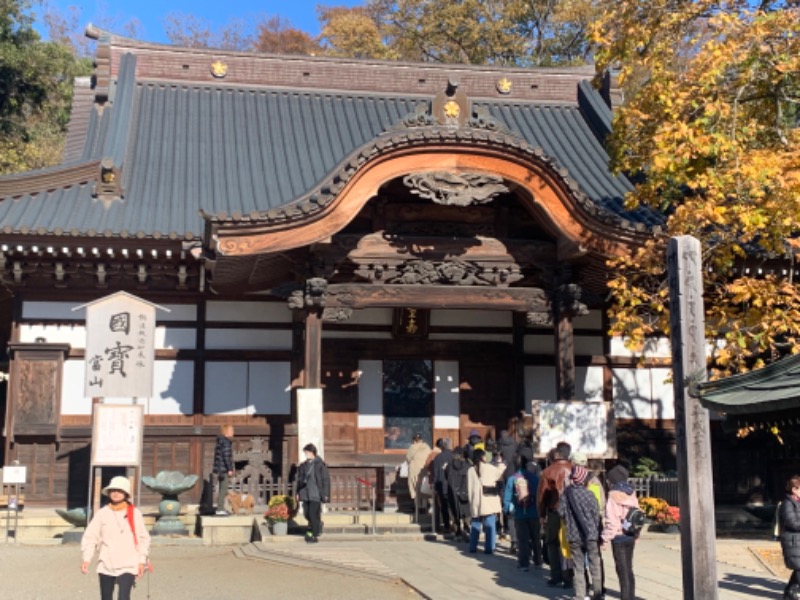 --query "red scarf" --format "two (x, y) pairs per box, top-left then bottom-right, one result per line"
(125, 504), (154, 573)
